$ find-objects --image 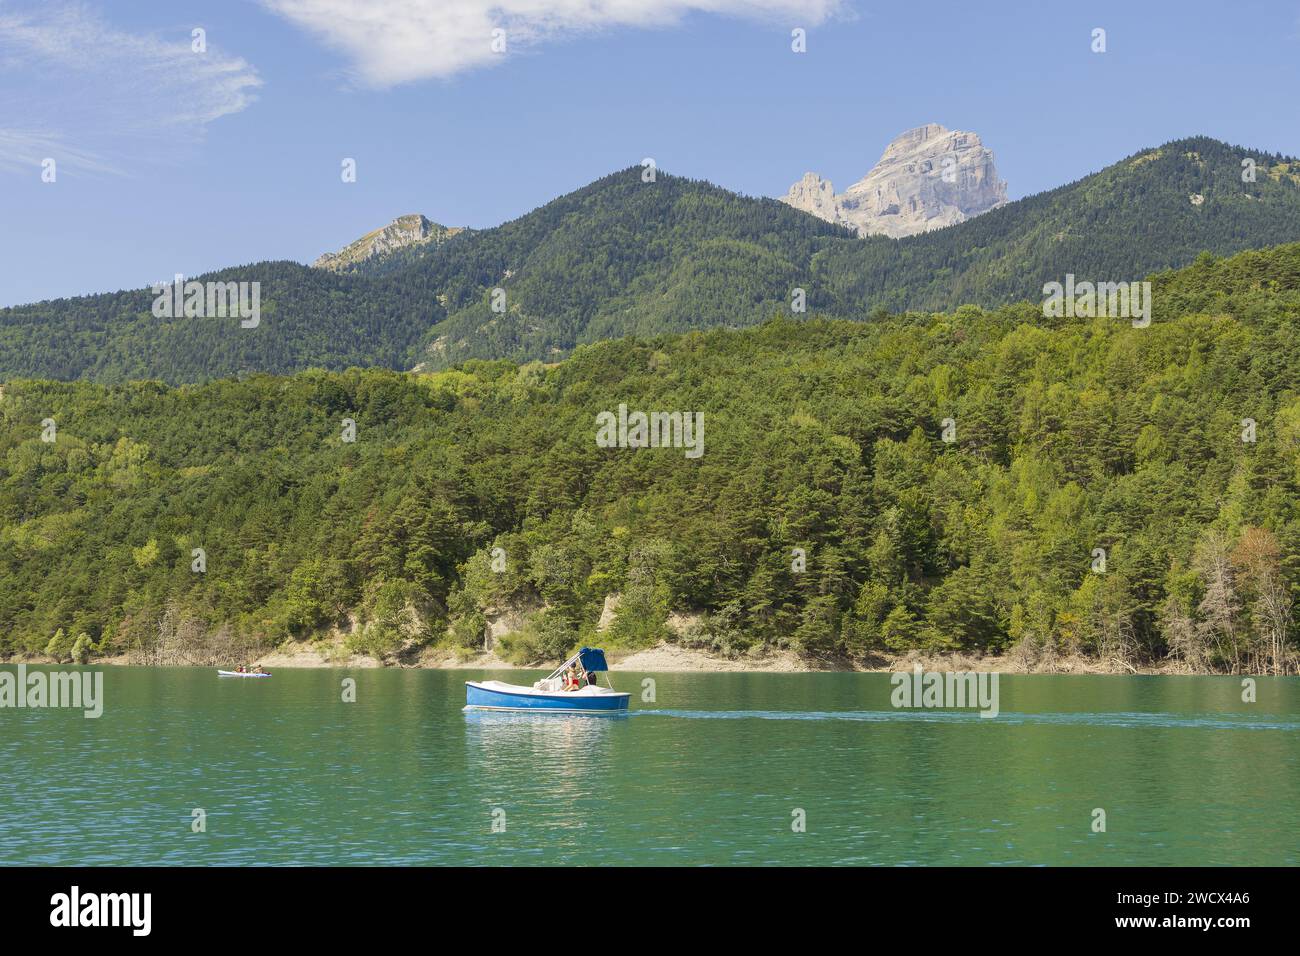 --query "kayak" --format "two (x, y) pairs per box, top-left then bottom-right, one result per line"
(217, 670), (271, 678)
